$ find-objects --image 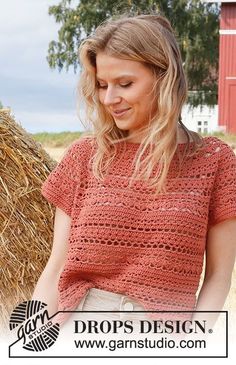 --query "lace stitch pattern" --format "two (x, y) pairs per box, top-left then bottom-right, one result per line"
(41, 136), (236, 323)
